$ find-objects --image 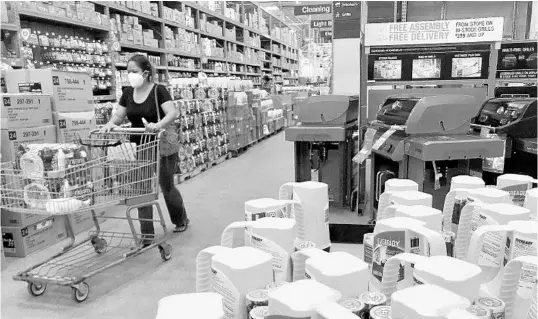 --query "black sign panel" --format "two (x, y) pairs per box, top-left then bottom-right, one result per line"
(496, 42), (537, 79)
(368, 45), (491, 81)
(294, 4), (332, 16)
(333, 1), (361, 39)
(311, 20), (333, 29)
